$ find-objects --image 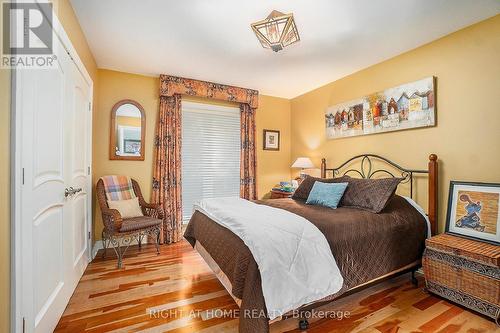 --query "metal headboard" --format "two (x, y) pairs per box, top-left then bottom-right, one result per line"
(321, 154), (426, 199)
(321, 154), (439, 235)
